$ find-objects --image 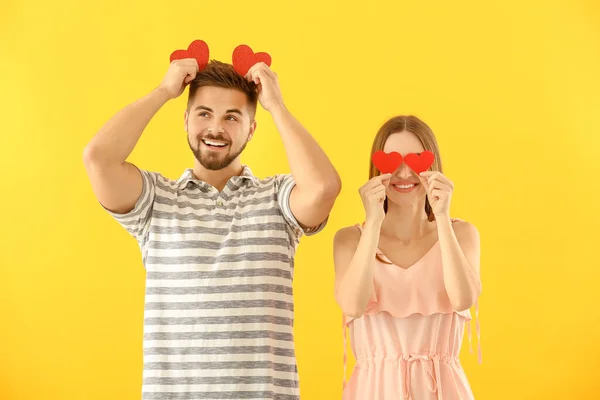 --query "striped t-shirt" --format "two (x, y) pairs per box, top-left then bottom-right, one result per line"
(107, 165), (326, 400)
